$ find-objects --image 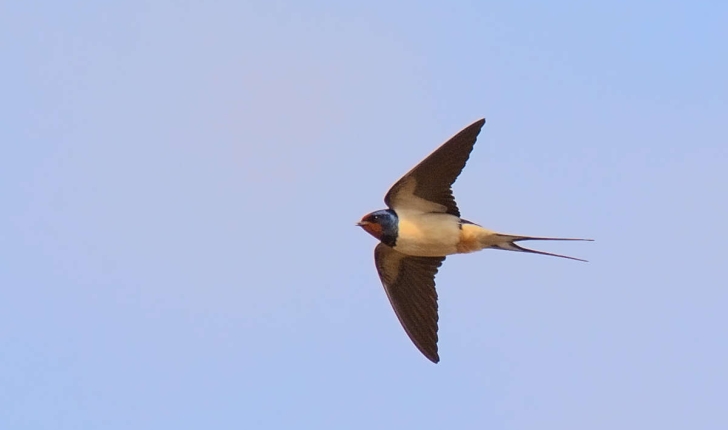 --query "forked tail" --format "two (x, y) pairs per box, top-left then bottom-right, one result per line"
(491, 234), (593, 262)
